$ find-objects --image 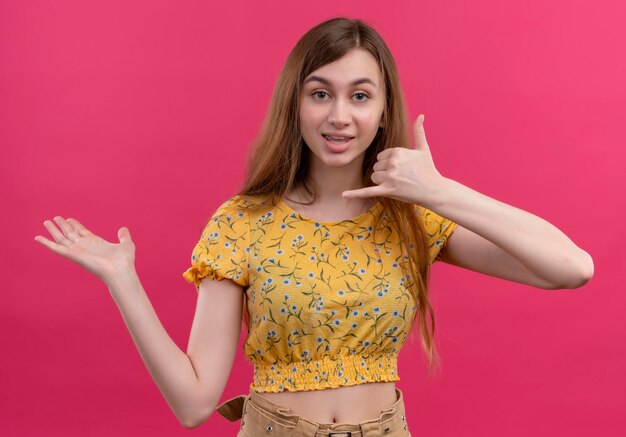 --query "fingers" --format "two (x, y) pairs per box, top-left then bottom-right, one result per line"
(67, 217), (93, 237)
(369, 169), (389, 186)
(36, 216), (84, 256)
(41, 217), (80, 246)
(43, 219), (67, 242)
(372, 160), (387, 172)
(53, 216), (81, 243)
(376, 147), (408, 161)
(53, 216), (73, 235)
(34, 233), (71, 257)
(343, 185), (385, 199)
